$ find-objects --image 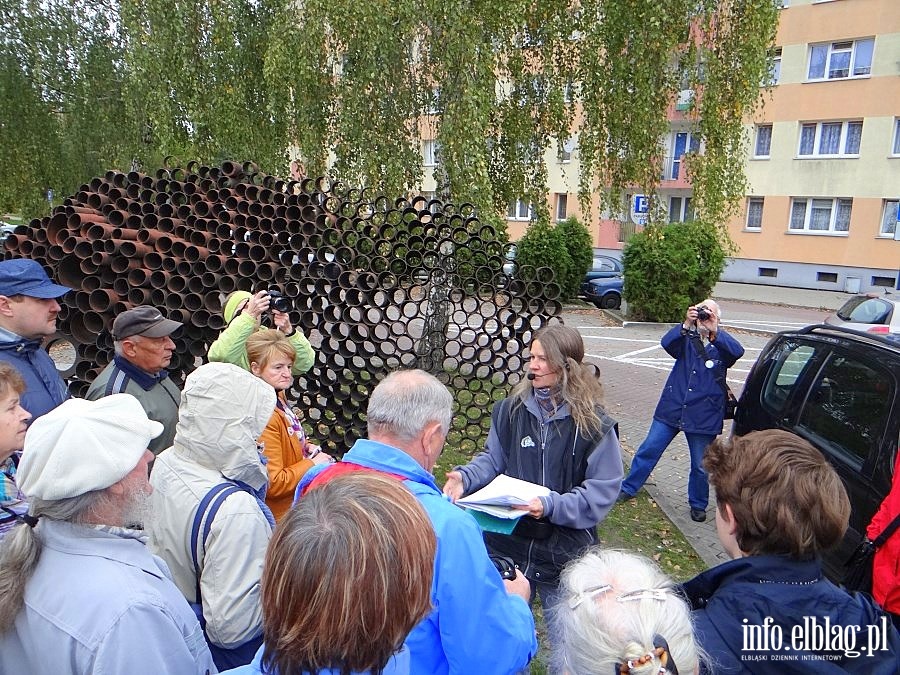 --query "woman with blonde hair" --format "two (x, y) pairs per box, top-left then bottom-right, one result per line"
(223, 471), (436, 675)
(246, 329), (332, 521)
(552, 548), (702, 675)
(445, 323), (623, 613)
